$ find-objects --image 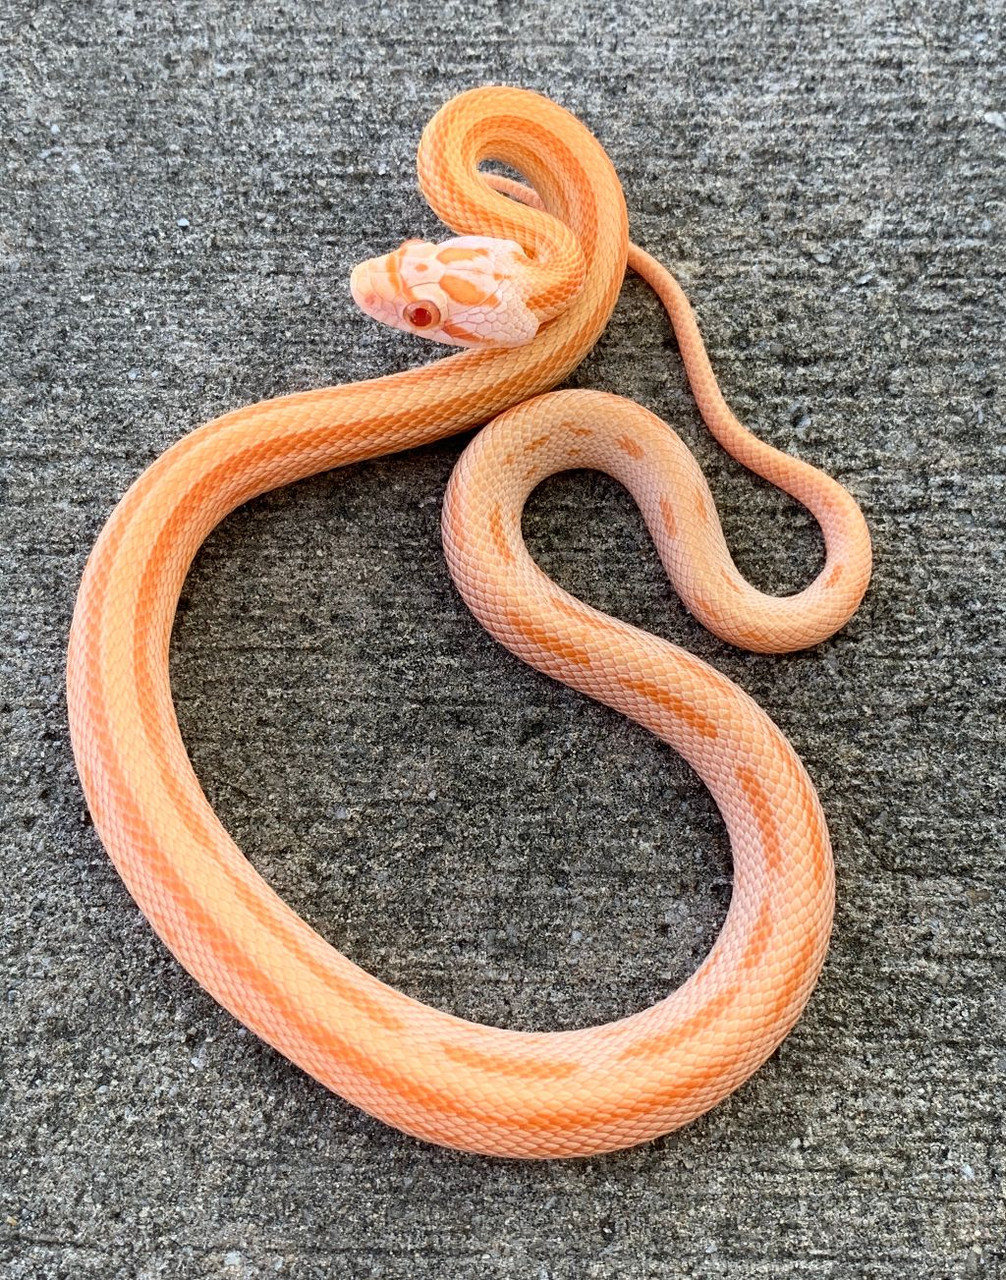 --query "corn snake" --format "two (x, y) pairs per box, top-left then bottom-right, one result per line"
(66, 86), (872, 1157)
